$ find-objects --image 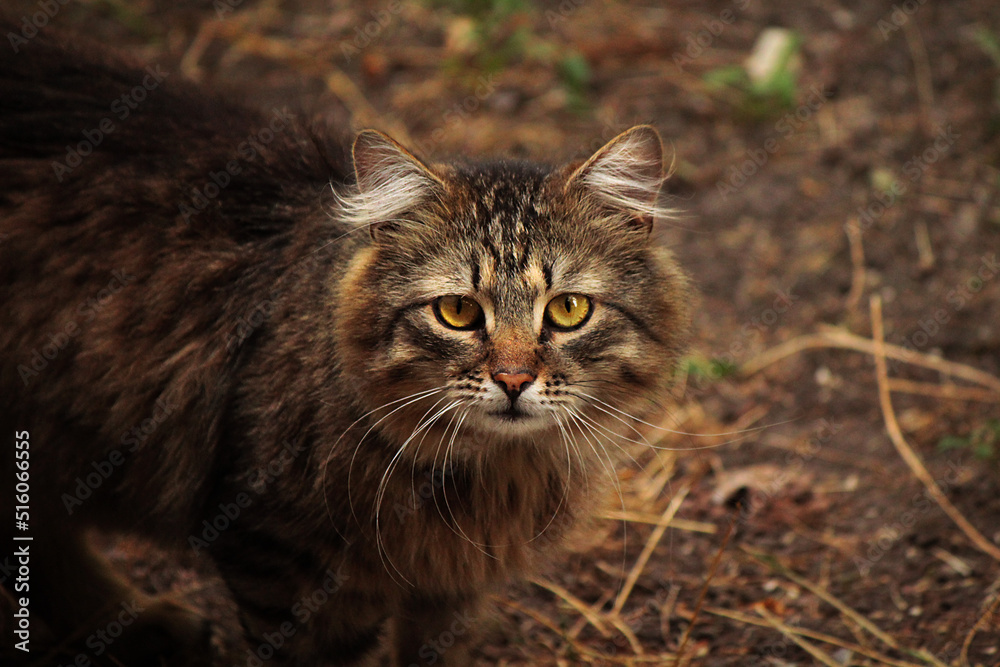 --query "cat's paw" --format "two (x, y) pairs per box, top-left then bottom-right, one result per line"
(107, 595), (213, 666)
